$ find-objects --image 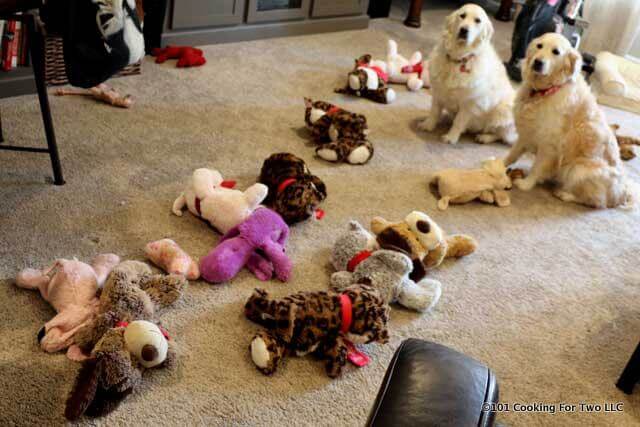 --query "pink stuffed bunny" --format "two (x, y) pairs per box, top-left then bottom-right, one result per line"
(16, 254), (120, 359)
(145, 238), (199, 280)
